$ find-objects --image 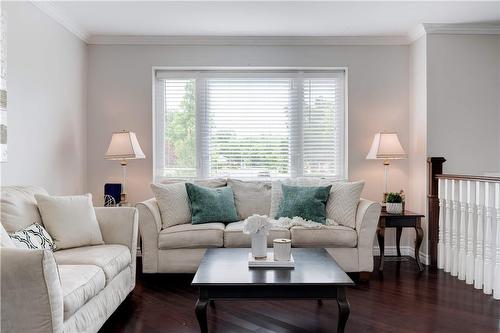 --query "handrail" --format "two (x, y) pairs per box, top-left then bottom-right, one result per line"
(436, 174), (500, 183)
